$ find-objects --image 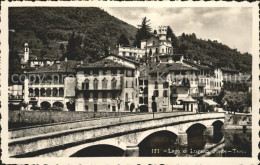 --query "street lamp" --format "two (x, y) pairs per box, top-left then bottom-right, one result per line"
(117, 98), (122, 122)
